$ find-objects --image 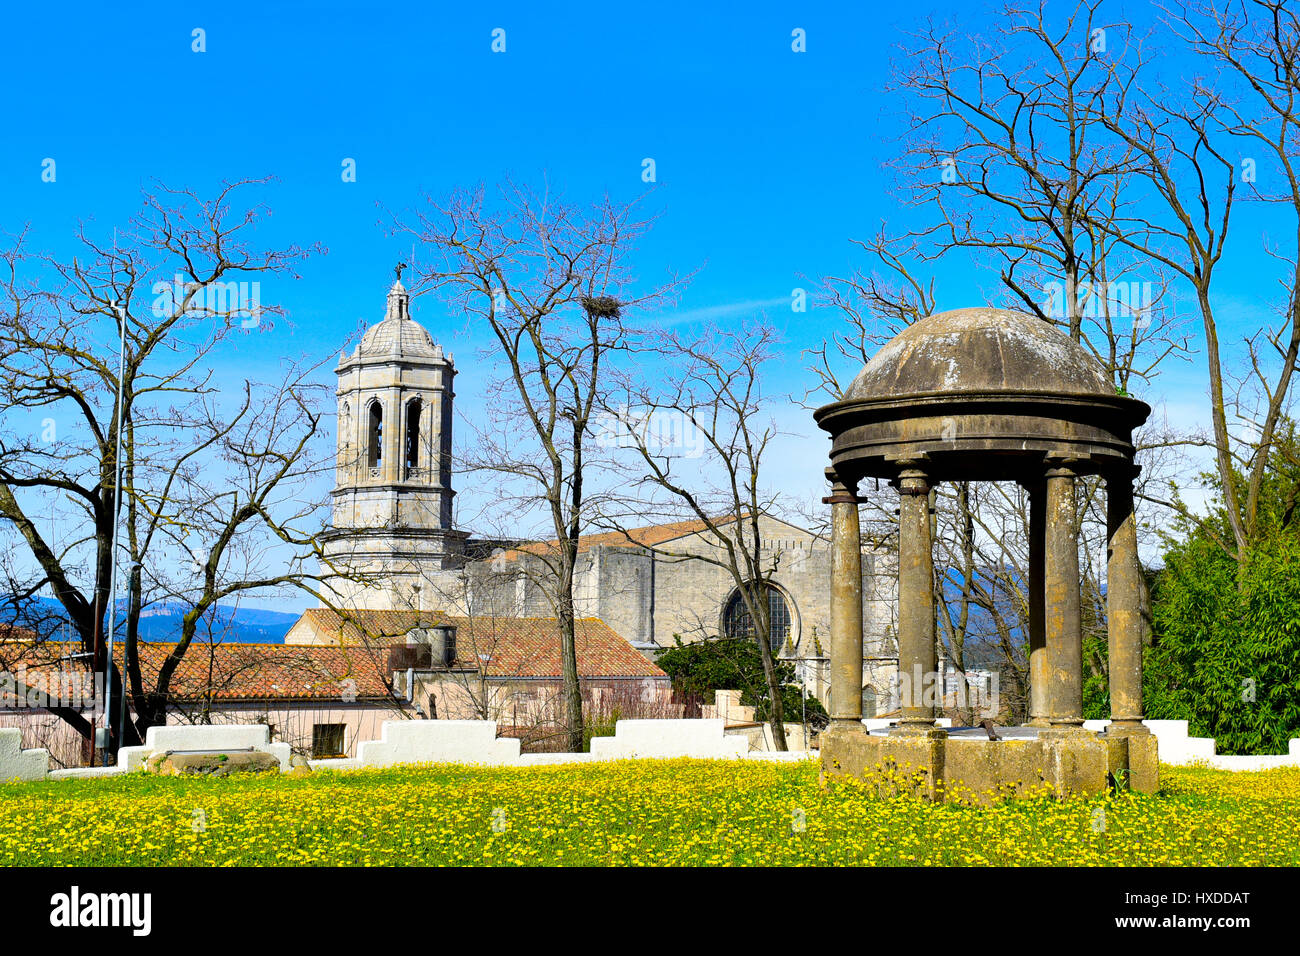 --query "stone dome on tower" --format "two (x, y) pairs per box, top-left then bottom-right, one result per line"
(351, 278), (444, 360)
